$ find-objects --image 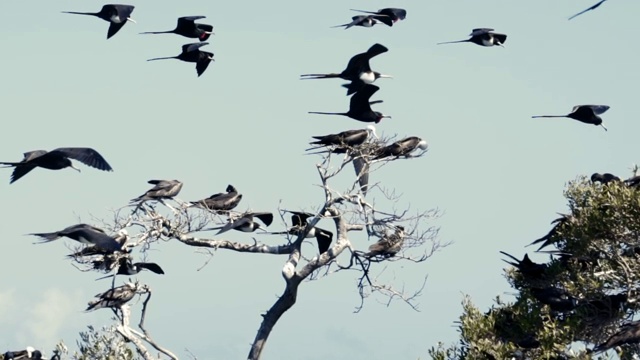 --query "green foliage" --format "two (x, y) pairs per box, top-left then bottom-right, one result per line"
(70, 325), (138, 360)
(429, 176), (640, 359)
